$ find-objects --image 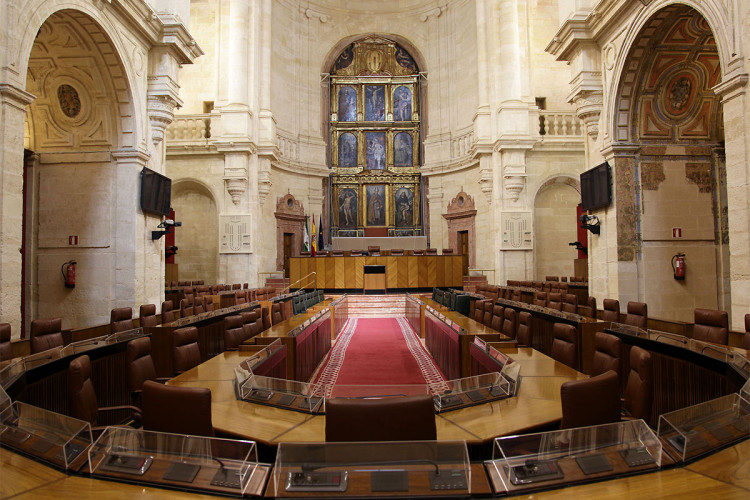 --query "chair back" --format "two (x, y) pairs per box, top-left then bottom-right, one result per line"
(0, 323), (12, 361)
(490, 305), (504, 332)
(562, 294), (578, 314)
(30, 318), (64, 354)
(602, 299), (620, 323)
(172, 327), (201, 374)
(591, 332), (622, 377)
(390, 248), (404, 255)
(126, 336), (157, 397)
(224, 315), (245, 351)
(623, 346), (653, 420)
(142, 380), (214, 437)
(271, 303), (283, 324)
(744, 314), (750, 350)
(425, 248), (438, 255)
(111, 307), (135, 334)
(517, 312), (532, 346)
(441, 248), (453, 254)
(161, 301), (176, 323)
(548, 293), (563, 311)
(502, 308), (517, 340)
(560, 370), (620, 429)
(325, 395), (436, 442)
(625, 301), (648, 330)
(139, 304), (158, 328)
(68, 355), (99, 425)
(534, 291), (547, 308)
(693, 308), (729, 345)
(550, 323), (577, 368)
